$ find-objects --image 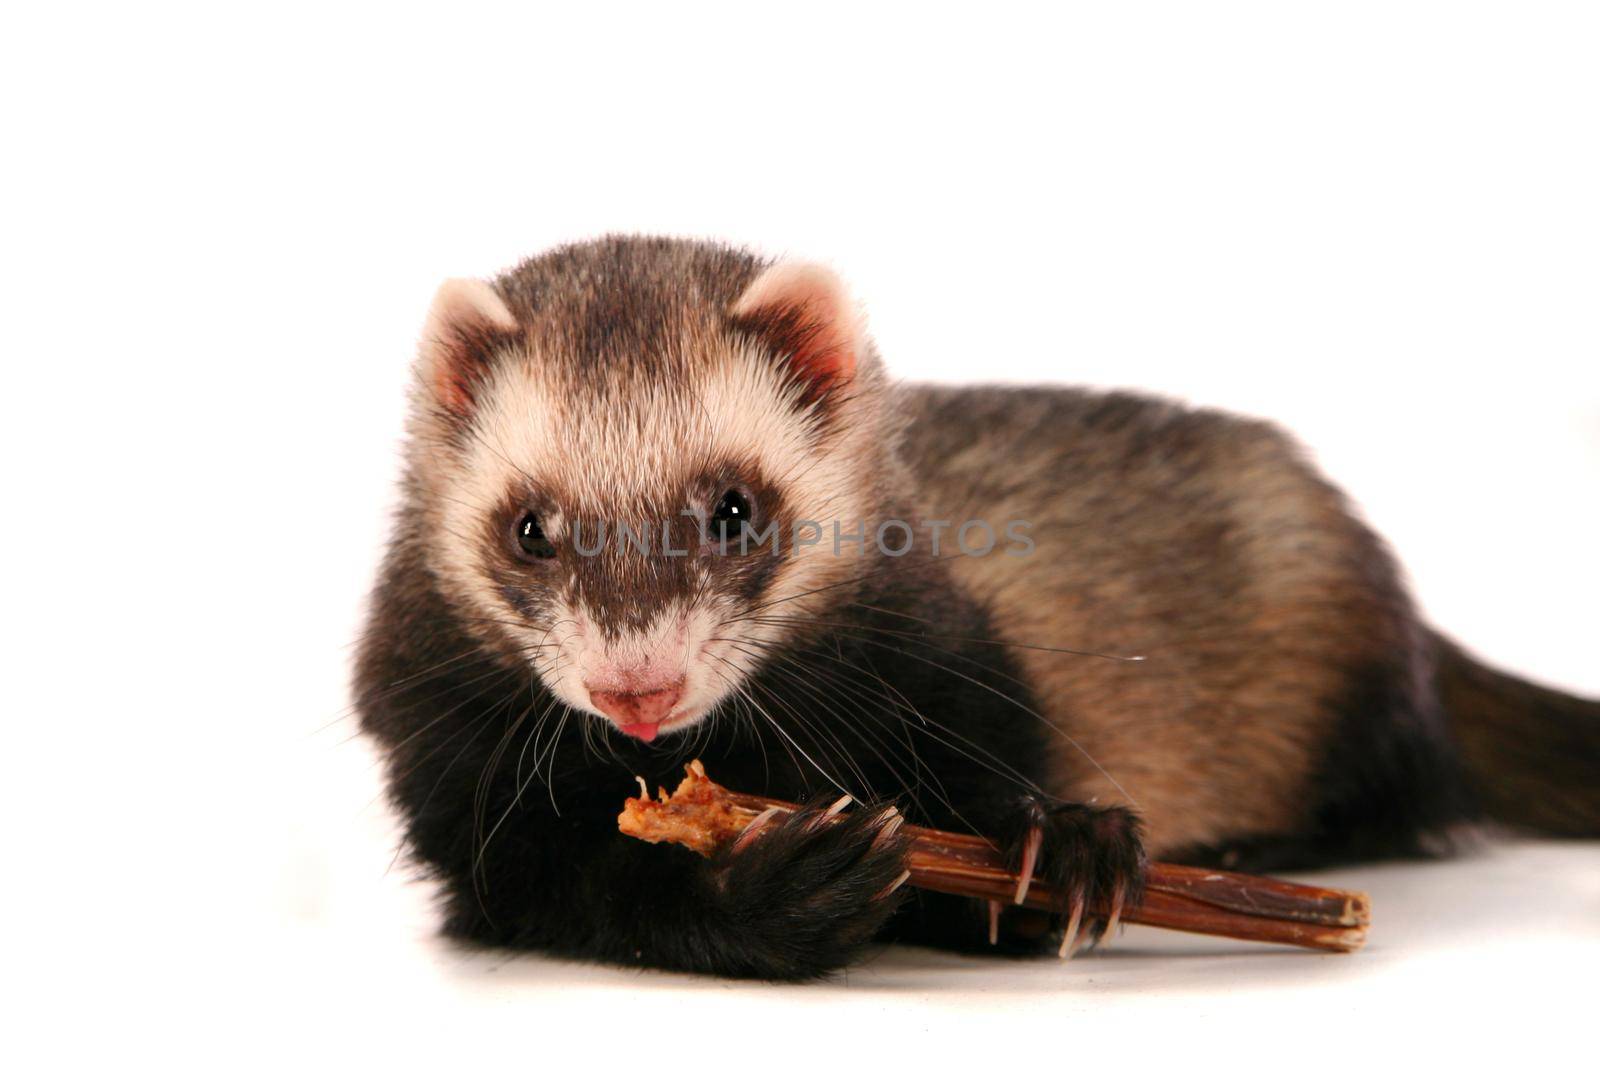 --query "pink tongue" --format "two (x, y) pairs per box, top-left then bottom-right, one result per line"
(620, 722), (659, 743)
